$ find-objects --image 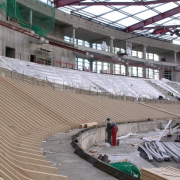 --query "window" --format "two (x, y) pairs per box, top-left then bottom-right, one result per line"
(154, 54), (159, 61)
(113, 64), (120, 74)
(6, 47), (15, 58)
(146, 53), (159, 61)
(121, 65), (126, 75)
(132, 50), (137, 57)
(138, 67), (143, 77)
(129, 66), (137, 77)
(154, 70), (159, 80)
(138, 52), (143, 58)
(78, 39), (83, 45)
(75, 58), (90, 71)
